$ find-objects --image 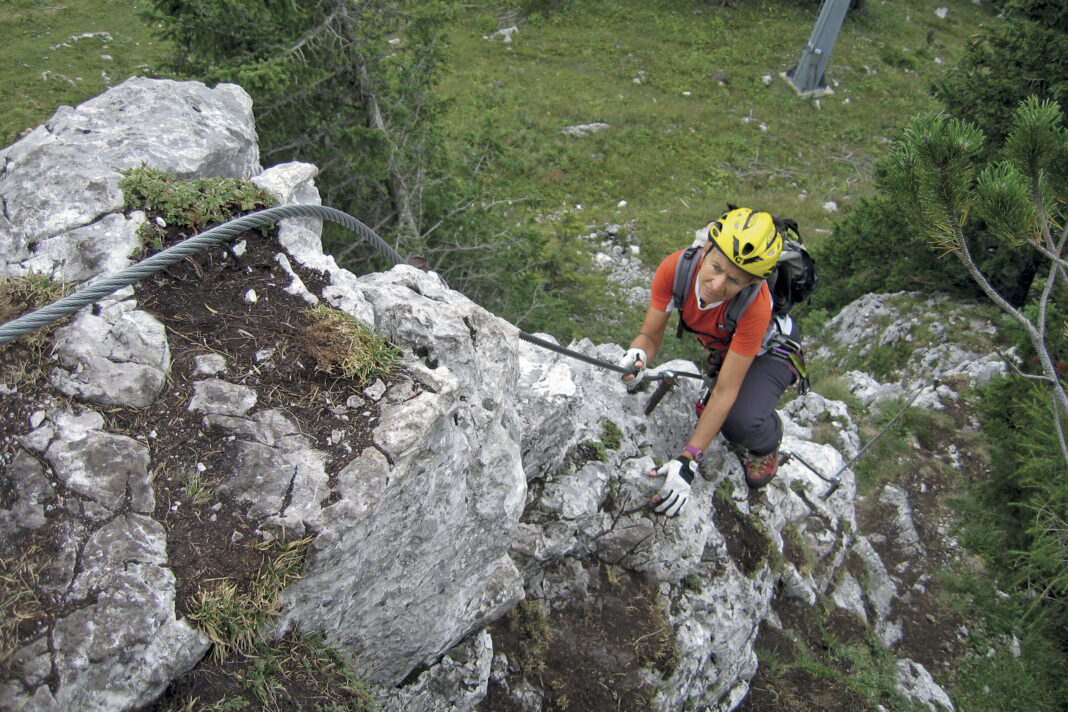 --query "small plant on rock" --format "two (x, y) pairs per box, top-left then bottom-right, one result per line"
(189, 535), (312, 661)
(0, 274), (72, 348)
(509, 599), (551, 679)
(120, 165), (277, 248)
(302, 305), (399, 385)
(600, 420), (623, 450)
